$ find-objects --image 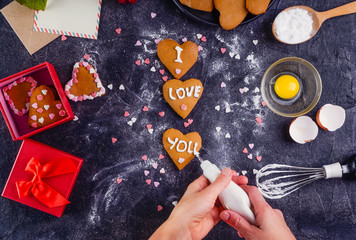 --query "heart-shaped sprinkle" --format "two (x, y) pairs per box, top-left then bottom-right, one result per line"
(61, 35), (67, 41)
(152, 163), (158, 169)
(135, 60), (141, 66)
(44, 105), (50, 110)
(181, 104), (187, 111)
(201, 36), (207, 42)
(159, 111), (165, 117)
(247, 154), (253, 159)
(38, 117), (44, 124)
(37, 95), (43, 101)
(56, 103), (62, 109)
(261, 101), (266, 107)
(239, 88), (245, 94)
(84, 54), (90, 60)
(144, 170), (150, 176)
(221, 82), (226, 88)
(249, 143), (254, 149)
(225, 133), (231, 138)
(112, 137), (118, 143)
(146, 124), (152, 130)
(116, 178), (122, 184)
(175, 69), (181, 74)
(115, 28), (121, 34)
(151, 12), (157, 18)
(184, 122), (189, 128)
(41, 90), (47, 95)
(150, 67), (156, 72)
(135, 40), (142, 46)
(178, 158), (185, 163)
(148, 129), (153, 134)
(159, 69), (165, 76)
(31, 115), (37, 121)
(144, 58), (150, 64)
(159, 154), (165, 159)
(220, 48), (226, 54)
(107, 84), (113, 90)
(154, 182), (160, 187)
(154, 39), (161, 44)
(187, 119), (193, 124)
(142, 106), (149, 111)
(215, 105), (220, 111)
(253, 40), (258, 45)
(146, 179), (151, 185)
(142, 155), (148, 161)
(182, 37), (187, 42)
(162, 76), (168, 81)
(157, 205), (163, 211)
(160, 168), (165, 174)
(119, 84), (125, 90)
(31, 122), (37, 128)
(59, 110), (66, 116)
(256, 117), (262, 125)
(196, 34), (202, 39)
(32, 103), (38, 109)
(36, 108), (43, 113)
(198, 46), (203, 51)
(256, 156), (262, 161)
(242, 148), (248, 154)
(216, 127), (221, 132)
(124, 111), (130, 117)
(49, 113), (55, 120)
